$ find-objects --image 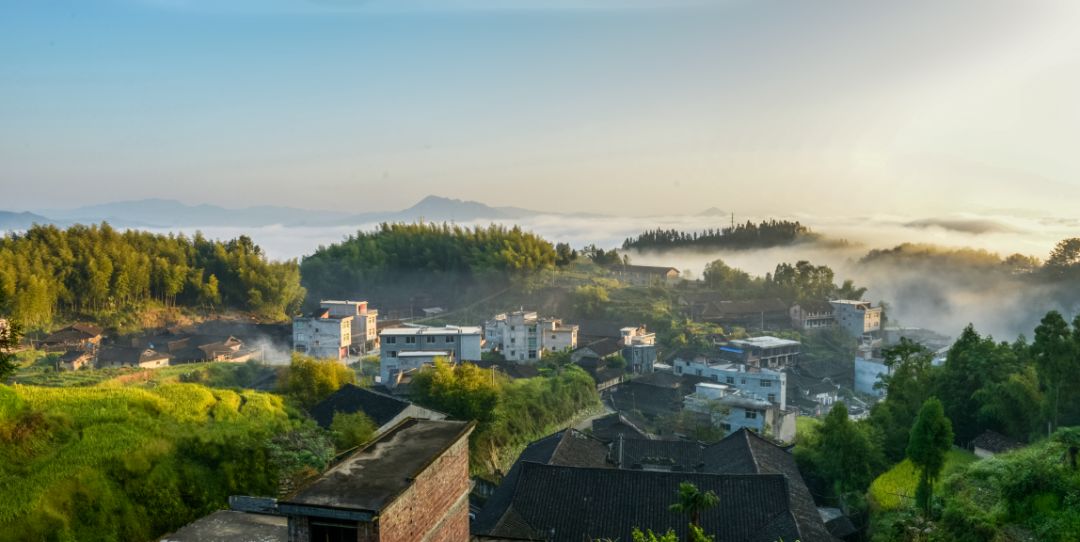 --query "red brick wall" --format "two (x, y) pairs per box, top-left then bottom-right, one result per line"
(376, 436), (471, 542)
